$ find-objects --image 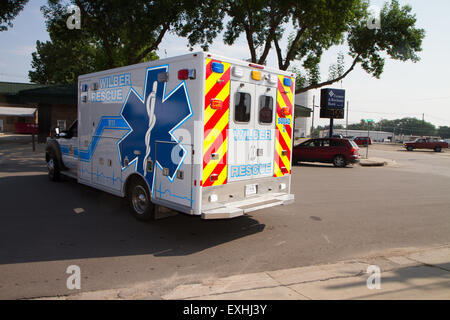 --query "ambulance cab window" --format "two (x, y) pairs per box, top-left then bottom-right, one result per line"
(259, 95), (273, 124)
(234, 92), (251, 123)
